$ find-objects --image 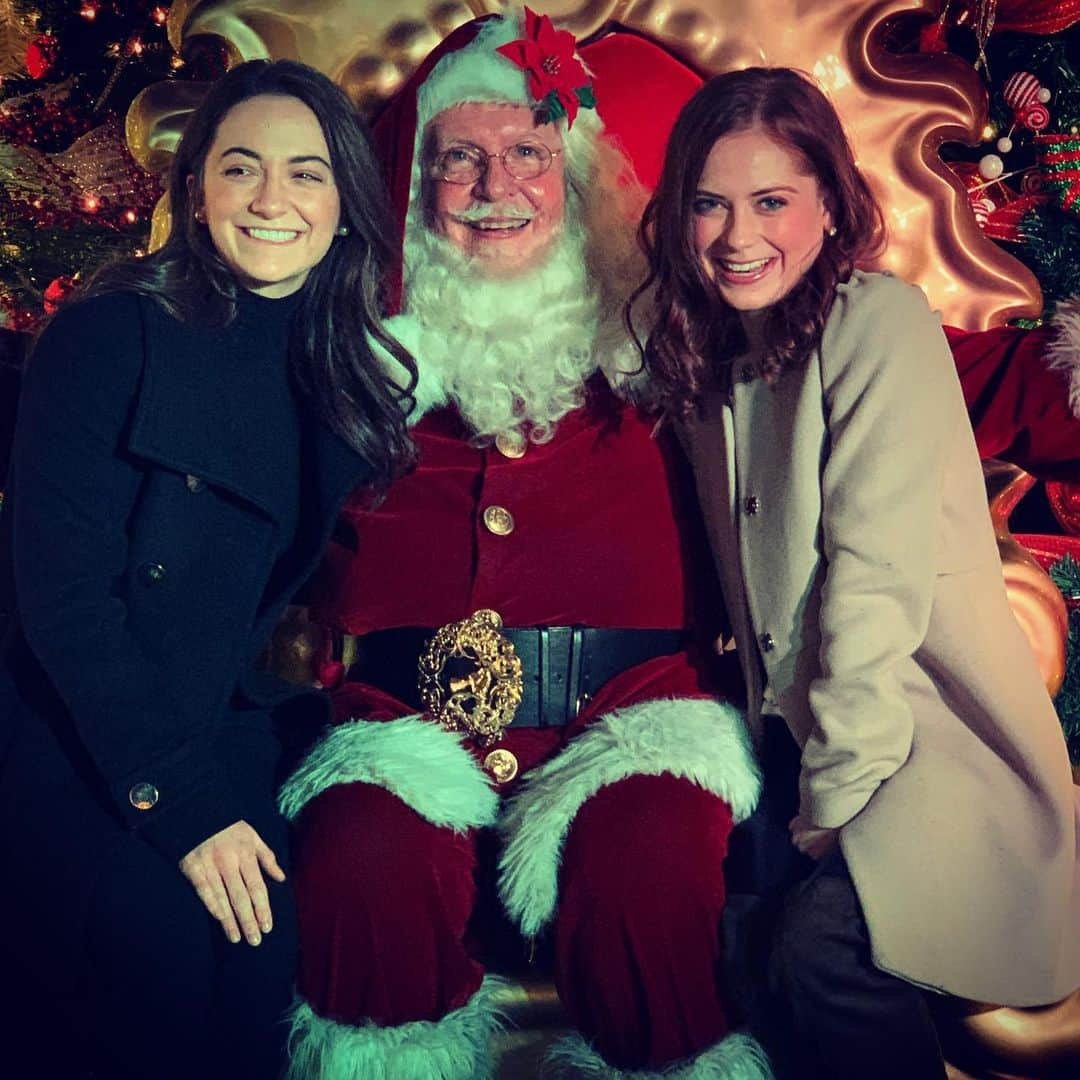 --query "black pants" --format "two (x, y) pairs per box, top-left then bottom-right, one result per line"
(725, 716), (948, 1080)
(0, 713), (299, 1080)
